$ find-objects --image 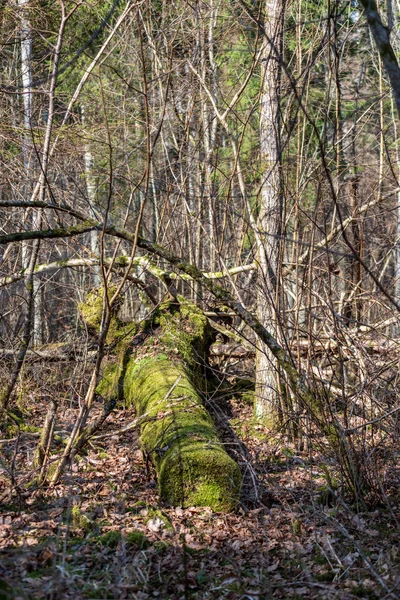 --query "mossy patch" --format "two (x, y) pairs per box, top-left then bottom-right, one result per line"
(159, 442), (242, 510)
(240, 391), (255, 406)
(1, 411), (41, 438)
(98, 530), (149, 549)
(98, 530), (122, 548)
(127, 500), (147, 514)
(96, 362), (122, 401)
(153, 295), (211, 374)
(78, 286), (136, 345)
(126, 530), (149, 548)
(124, 356), (241, 511)
(143, 508), (173, 530)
